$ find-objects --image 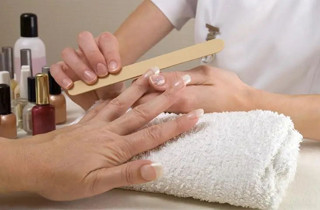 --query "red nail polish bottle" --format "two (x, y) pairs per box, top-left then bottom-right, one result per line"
(32, 73), (55, 135)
